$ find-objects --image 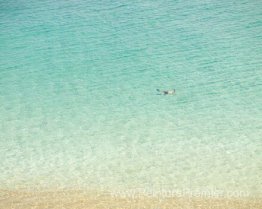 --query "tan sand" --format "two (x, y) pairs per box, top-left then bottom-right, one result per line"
(0, 189), (261, 209)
